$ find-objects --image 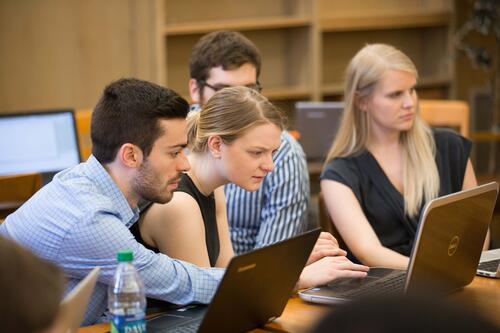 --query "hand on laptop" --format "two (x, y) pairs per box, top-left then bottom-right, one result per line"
(297, 256), (369, 290)
(306, 232), (345, 266)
